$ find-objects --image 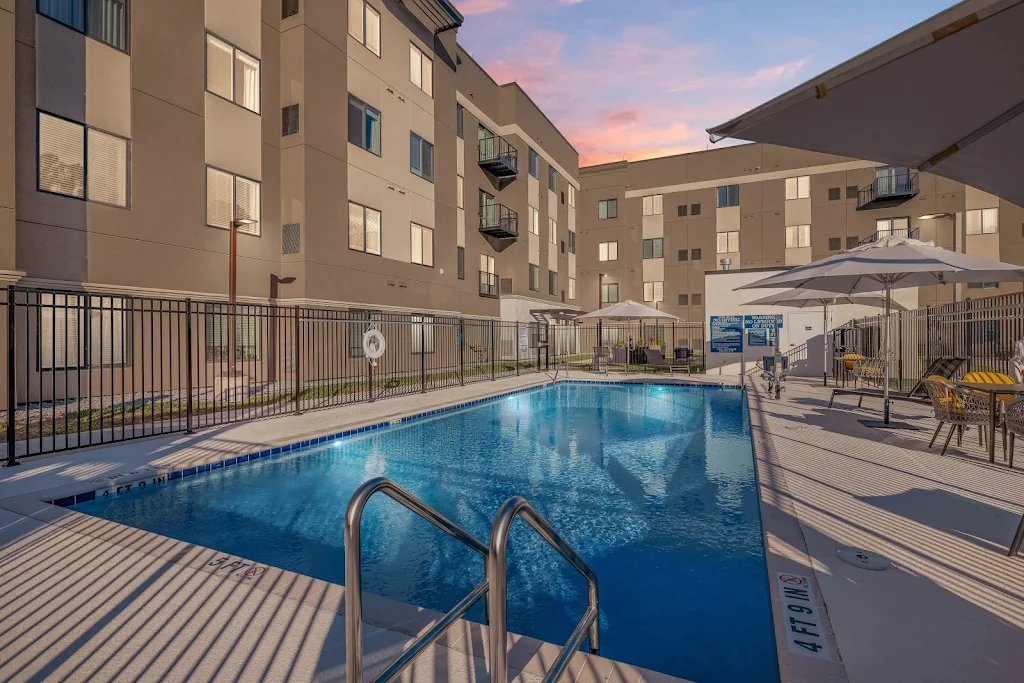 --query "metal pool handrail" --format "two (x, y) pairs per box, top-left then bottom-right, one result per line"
(344, 477), (489, 683)
(487, 496), (600, 683)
